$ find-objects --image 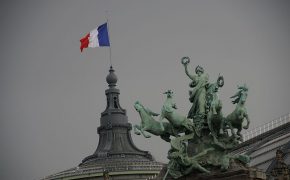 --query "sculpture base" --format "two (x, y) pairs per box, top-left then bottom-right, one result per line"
(155, 164), (266, 180)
